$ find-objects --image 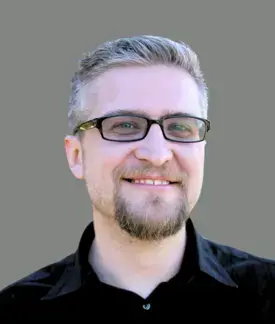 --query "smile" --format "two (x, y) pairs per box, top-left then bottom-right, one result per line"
(123, 178), (178, 186)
